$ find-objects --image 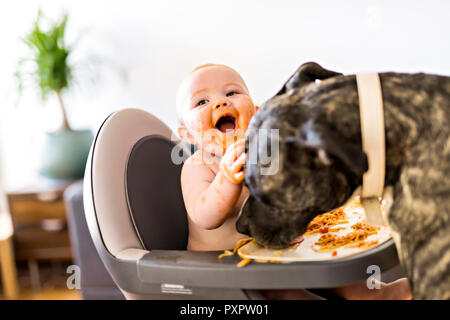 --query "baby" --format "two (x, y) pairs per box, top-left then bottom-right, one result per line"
(176, 63), (253, 251)
(176, 63), (411, 300)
